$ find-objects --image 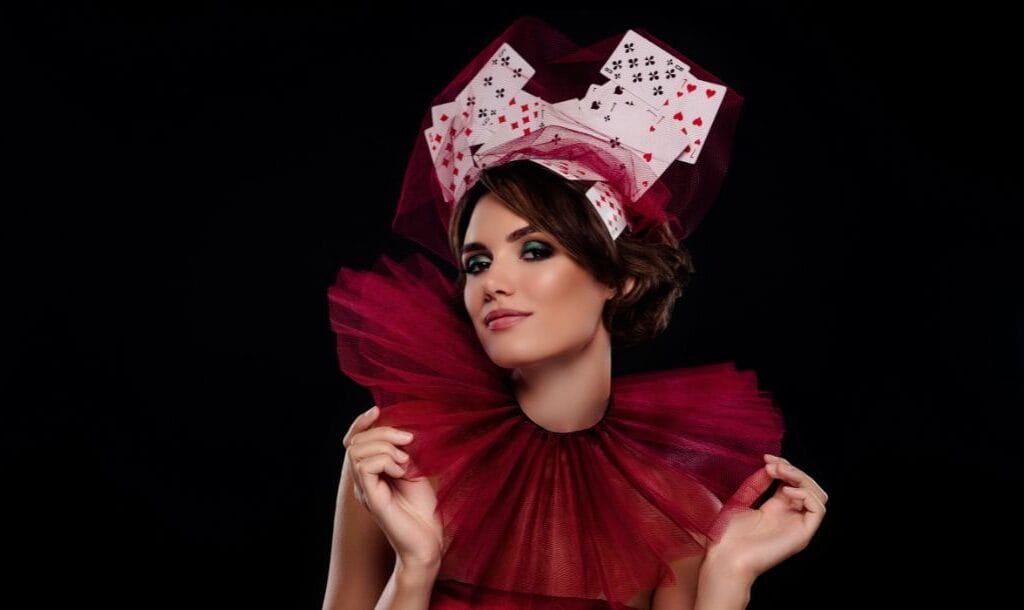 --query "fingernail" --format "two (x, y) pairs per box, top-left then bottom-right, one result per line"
(368, 406), (379, 416)
(397, 450), (409, 461)
(400, 432), (414, 440)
